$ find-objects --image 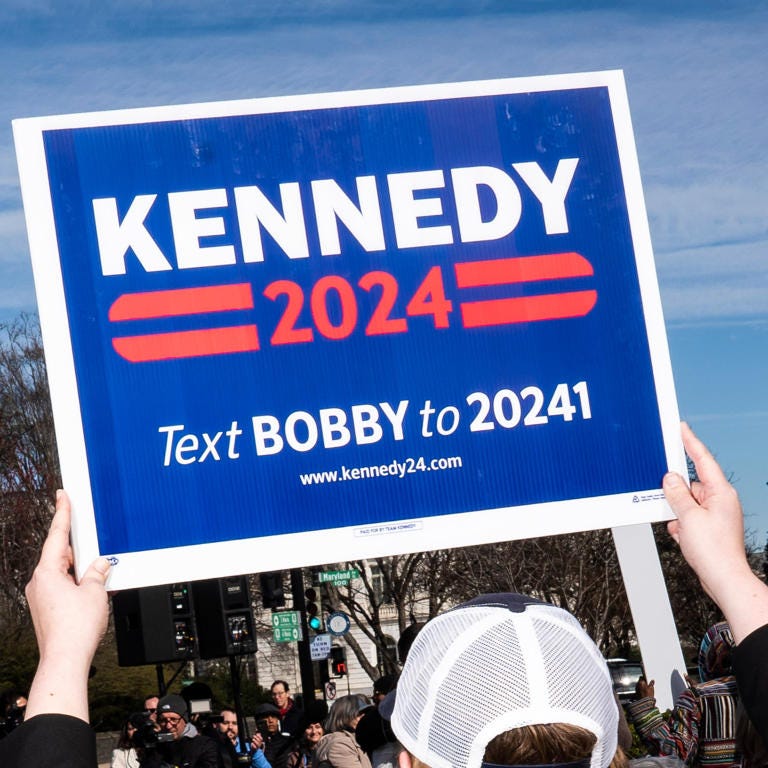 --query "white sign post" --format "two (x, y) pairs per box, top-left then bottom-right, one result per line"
(612, 524), (687, 710)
